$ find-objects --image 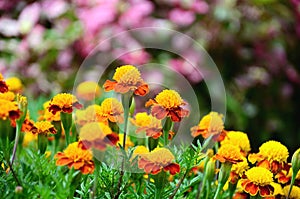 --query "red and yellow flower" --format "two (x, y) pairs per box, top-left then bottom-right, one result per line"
(229, 157), (249, 184)
(40, 101), (61, 122)
(214, 144), (244, 164)
(241, 167), (274, 197)
(55, 142), (94, 174)
(104, 65), (149, 96)
(30, 121), (57, 135)
(0, 99), (21, 121)
(79, 122), (119, 151)
(48, 93), (83, 115)
(283, 185), (300, 199)
(131, 112), (162, 139)
(0, 73), (8, 93)
(191, 112), (226, 142)
(0, 91), (15, 101)
(145, 89), (189, 122)
(75, 105), (102, 126)
(138, 147), (180, 175)
(248, 140), (289, 173)
(76, 81), (101, 101)
(221, 131), (251, 156)
(98, 98), (124, 123)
